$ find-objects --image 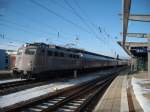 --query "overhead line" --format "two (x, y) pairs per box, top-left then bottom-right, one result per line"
(0, 22), (68, 45)
(1, 19), (58, 37)
(51, 0), (71, 12)
(30, 0), (91, 33)
(73, 0), (97, 29)
(10, 9), (74, 38)
(0, 33), (26, 43)
(64, 0), (91, 31)
(73, 0), (115, 43)
(63, 0), (105, 43)
(0, 22), (35, 35)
